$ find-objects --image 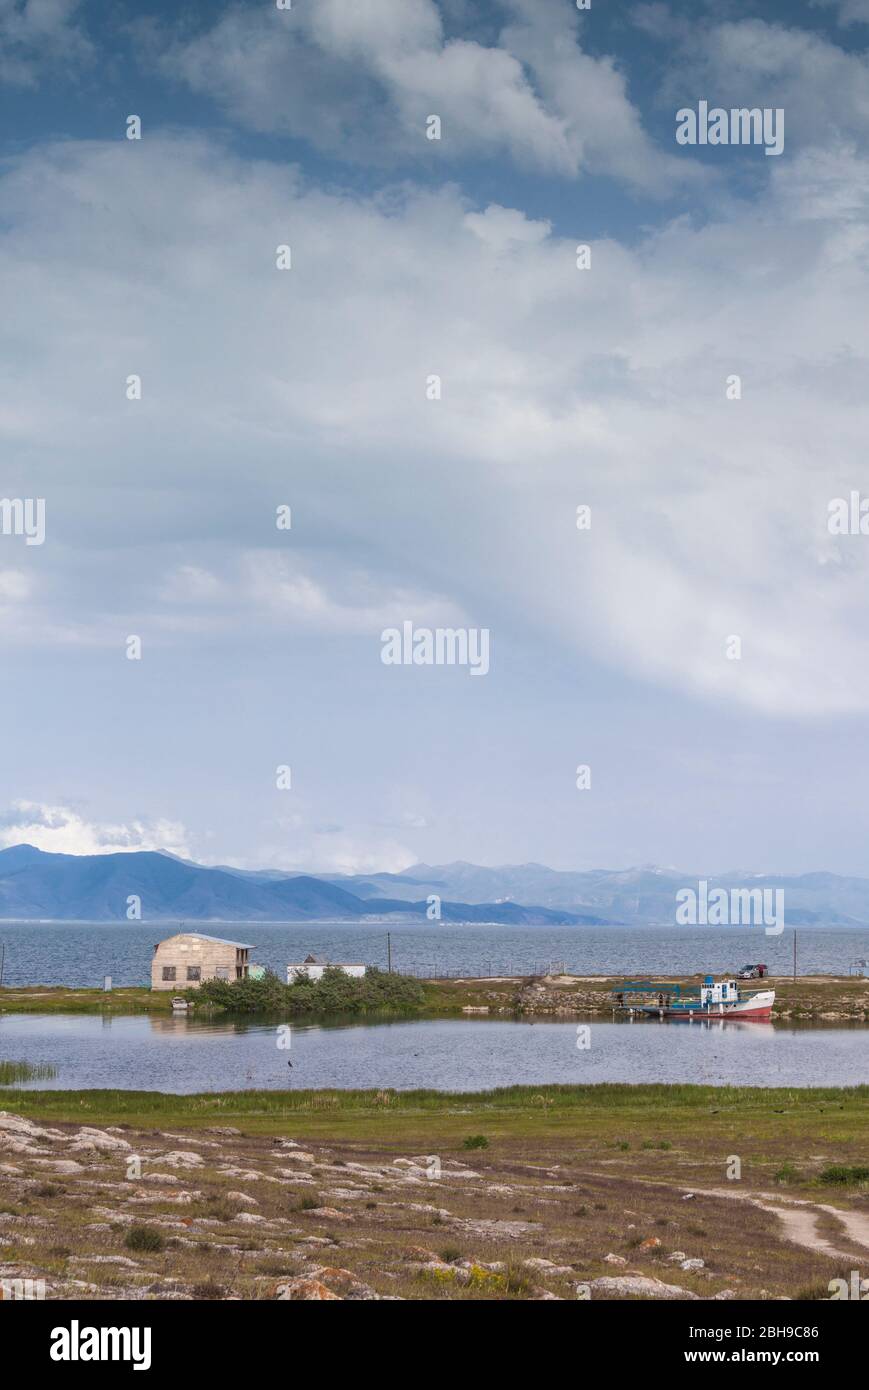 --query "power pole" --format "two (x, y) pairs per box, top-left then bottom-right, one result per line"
(793, 929), (797, 983)
(387, 932), (392, 974)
